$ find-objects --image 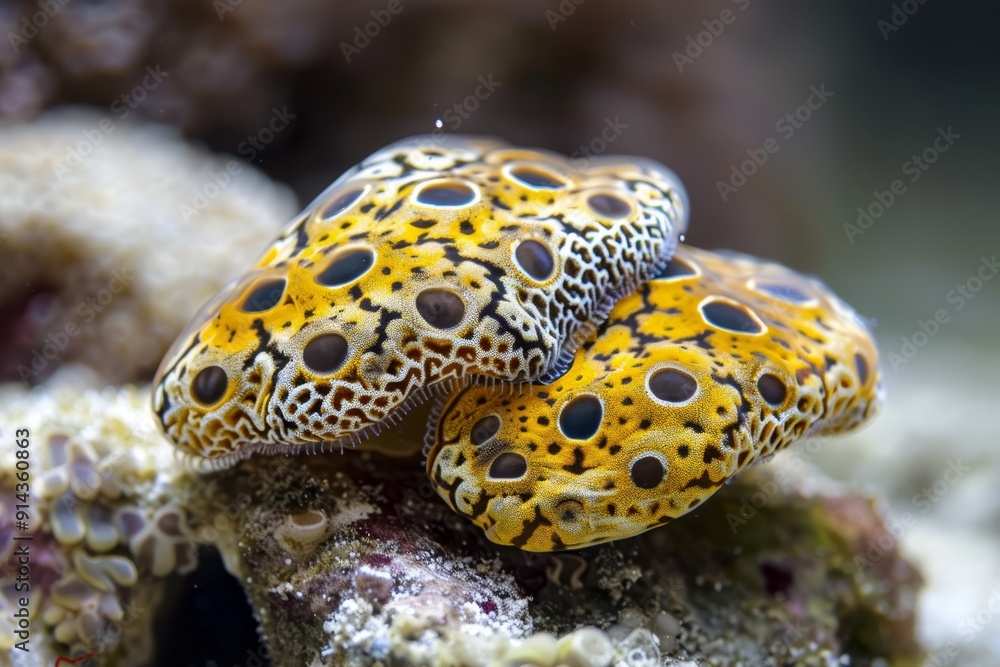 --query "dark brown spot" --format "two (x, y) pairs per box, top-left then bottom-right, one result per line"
(648, 368), (697, 403)
(855, 353), (869, 385)
(242, 279), (285, 312)
(514, 240), (554, 281)
(470, 416), (500, 445)
(303, 334), (349, 373)
(655, 257), (696, 280)
(701, 299), (763, 334)
(320, 187), (365, 219)
(587, 193), (632, 218)
(192, 366), (227, 405)
(510, 167), (565, 189)
(630, 455), (665, 489)
(415, 289), (465, 328)
(316, 247), (375, 286)
(559, 395), (603, 440)
(416, 181), (477, 206)
(757, 373), (787, 406)
(489, 453), (527, 479)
